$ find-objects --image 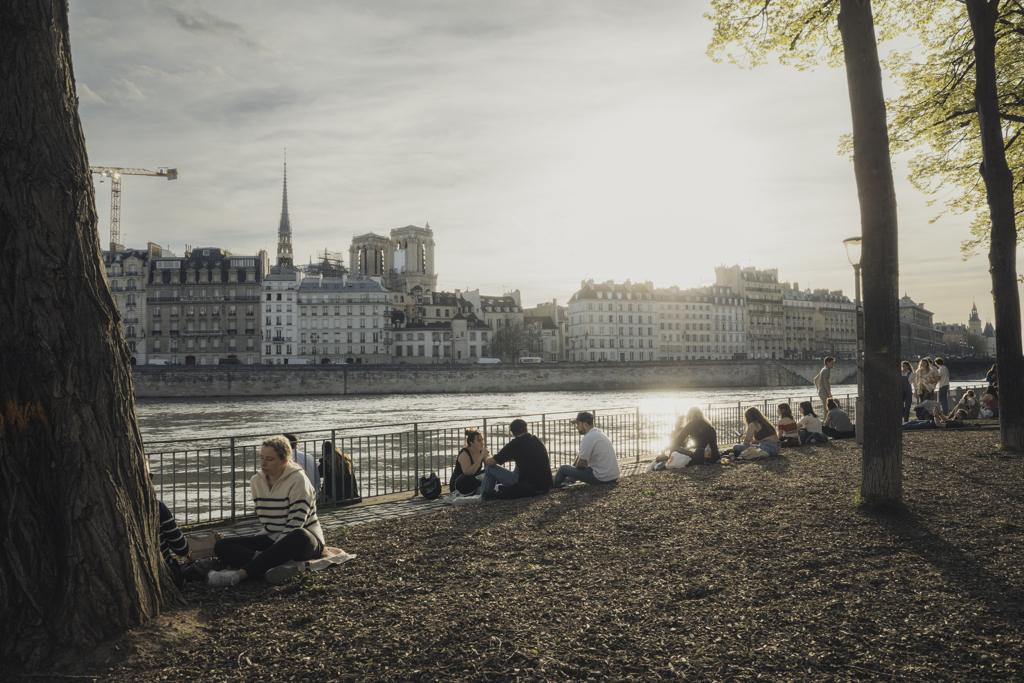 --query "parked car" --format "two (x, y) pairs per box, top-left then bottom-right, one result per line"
(477, 357), (501, 364)
(147, 359), (170, 366)
(518, 357), (543, 363)
(218, 357), (243, 365)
